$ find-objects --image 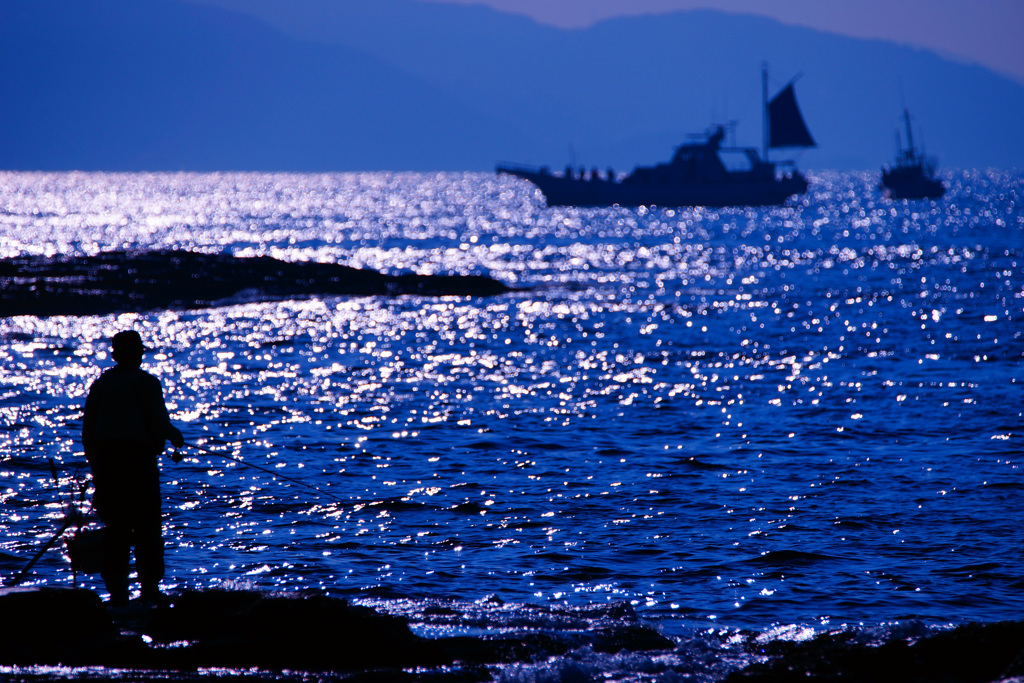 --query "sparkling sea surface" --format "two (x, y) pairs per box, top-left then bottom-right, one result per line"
(0, 170), (1022, 680)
